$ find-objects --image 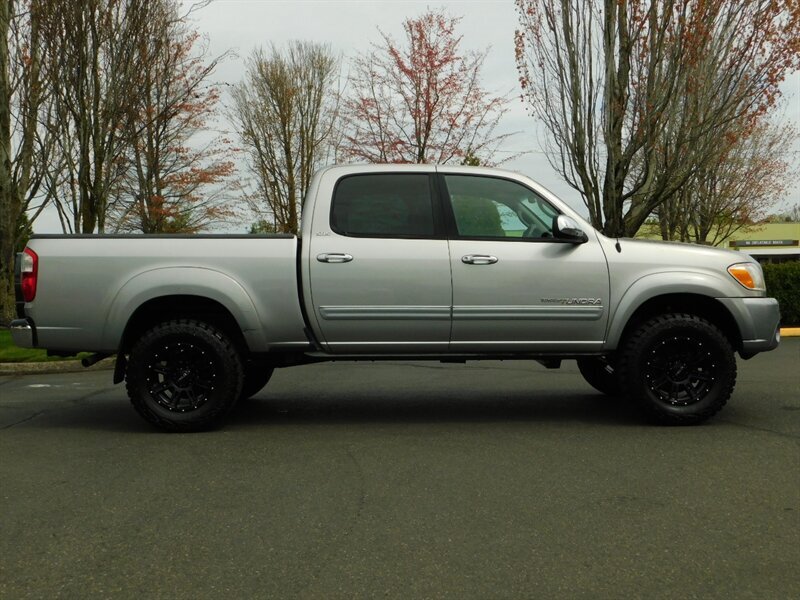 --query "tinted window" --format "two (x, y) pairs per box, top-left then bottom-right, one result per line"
(331, 174), (435, 237)
(445, 175), (559, 239)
